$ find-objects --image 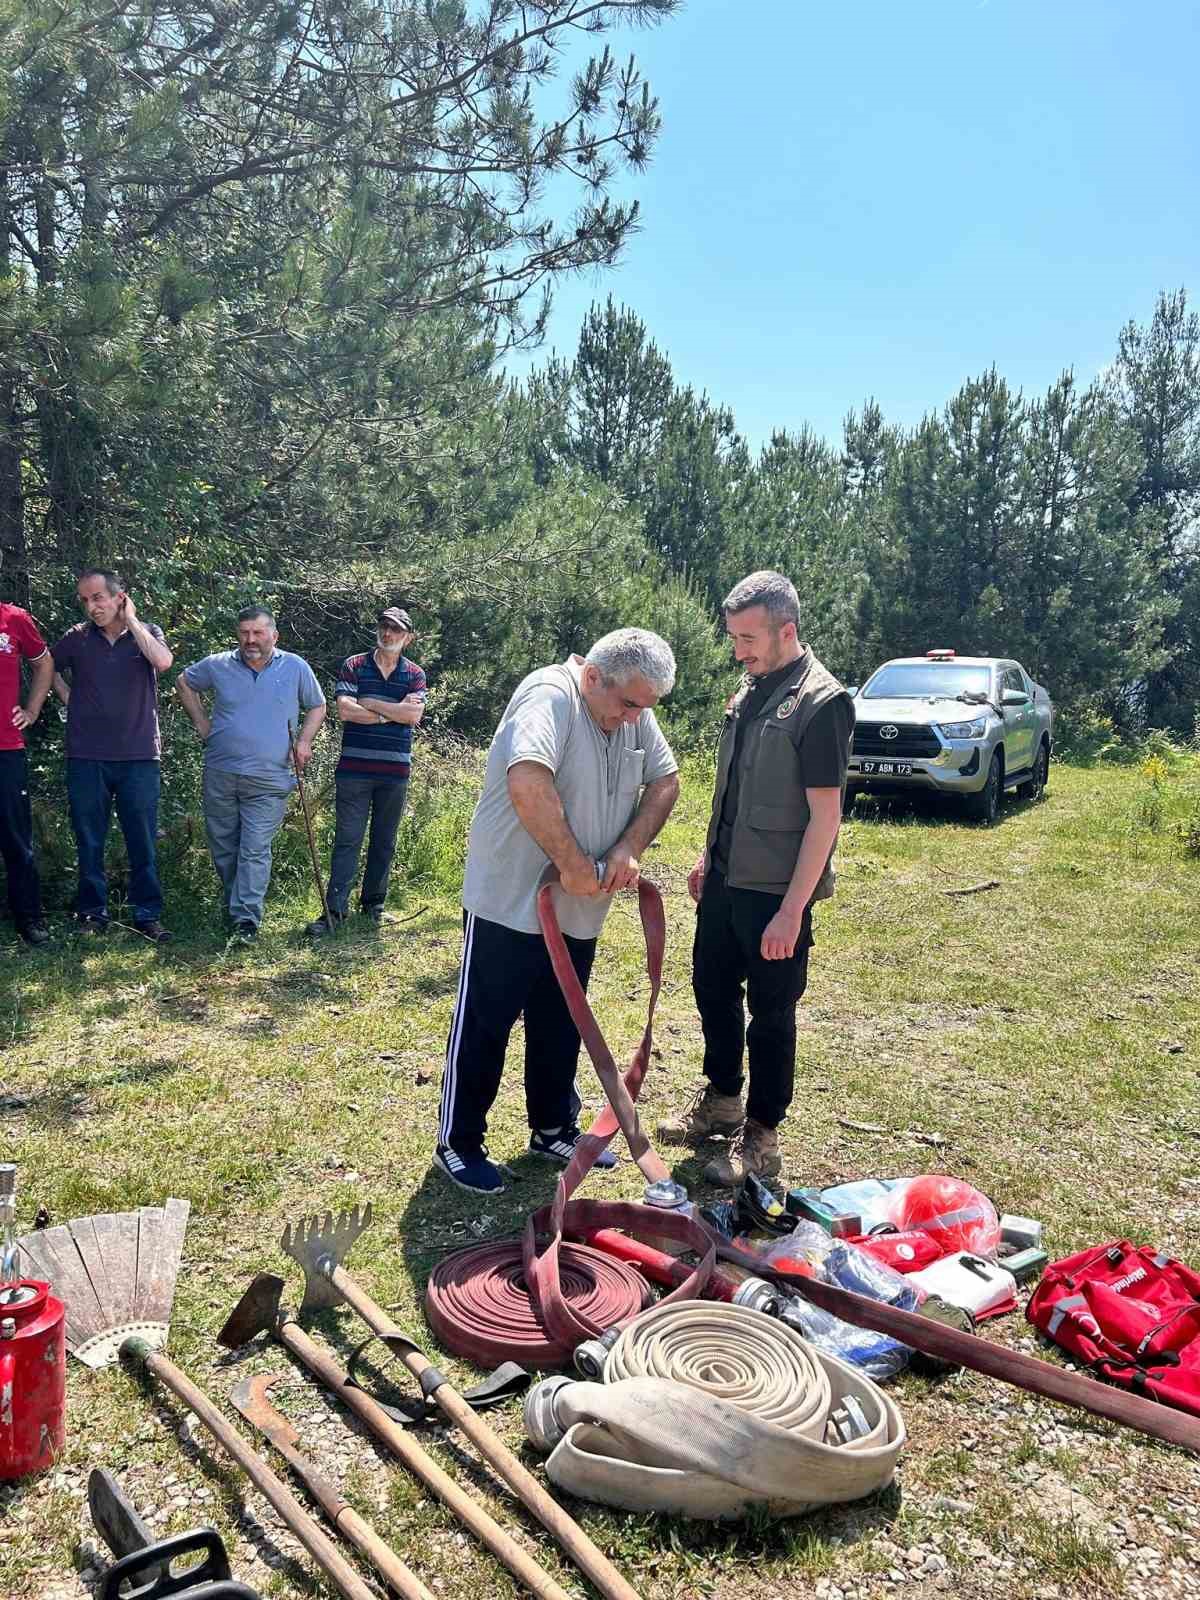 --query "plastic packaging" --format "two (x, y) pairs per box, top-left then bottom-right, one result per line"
(816, 1179), (900, 1229)
(825, 1242), (924, 1313)
(777, 1297), (910, 1381)
(756, 1220), (834, 1275)
(757, 1226), (917, 1380)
